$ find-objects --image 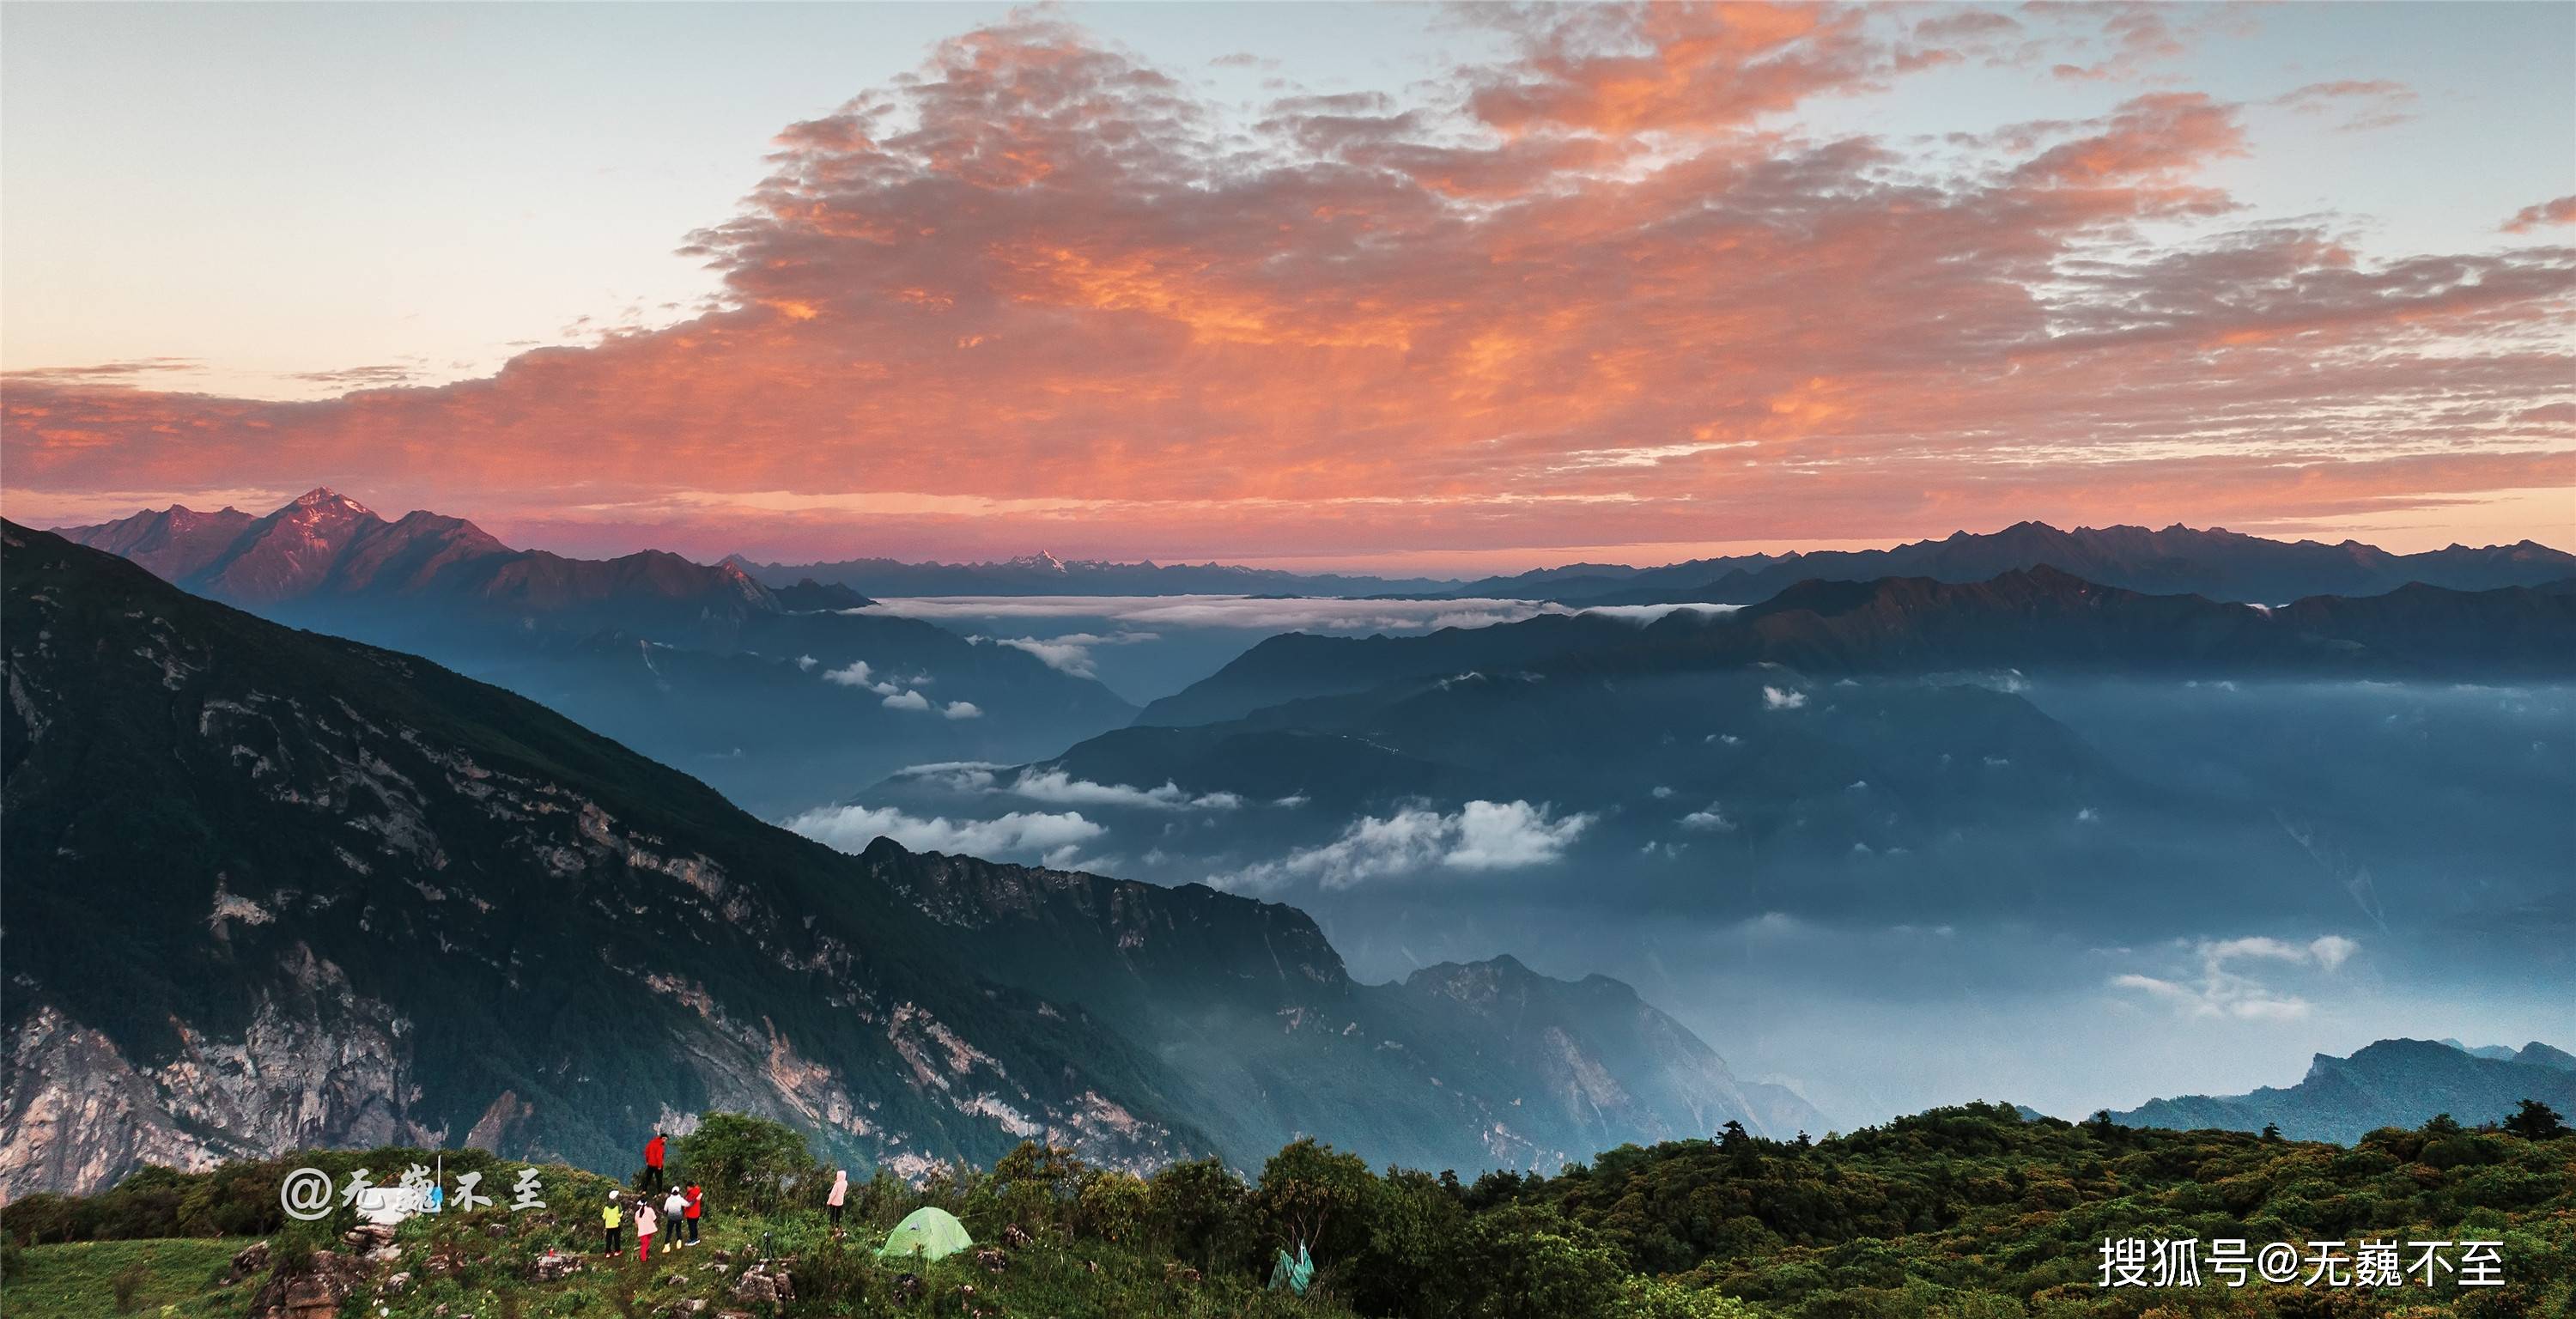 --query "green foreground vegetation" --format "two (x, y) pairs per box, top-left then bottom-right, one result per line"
(4, 1104), (2569, 1318)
